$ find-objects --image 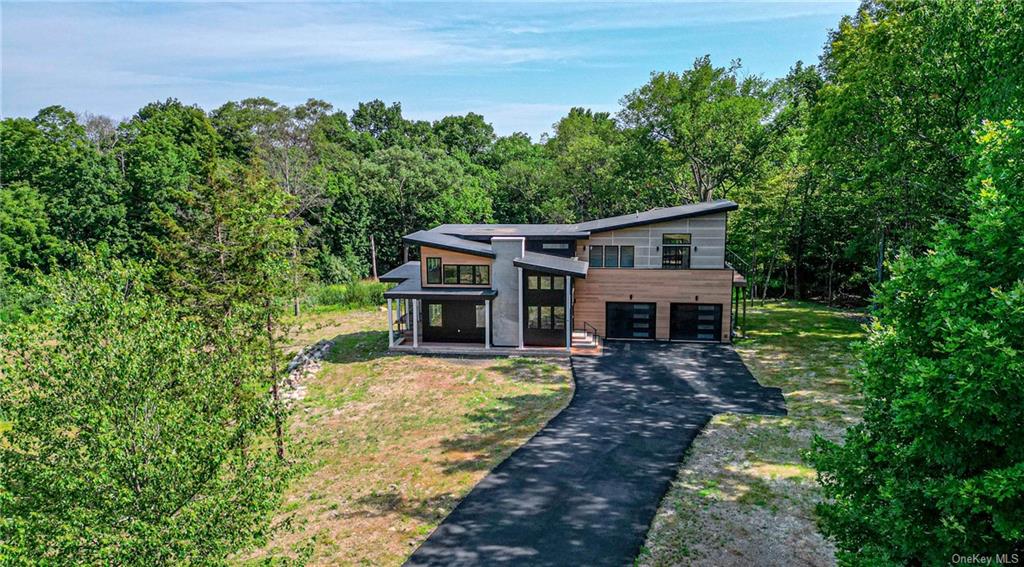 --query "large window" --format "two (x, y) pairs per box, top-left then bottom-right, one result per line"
(662, 234), (691, 269)
(426, 257), (442, 284)
(527, 305), (565, 330)
(589, 245), (634, 268)
(442, 264), (490, 285)
(527, 274), (564, 290)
